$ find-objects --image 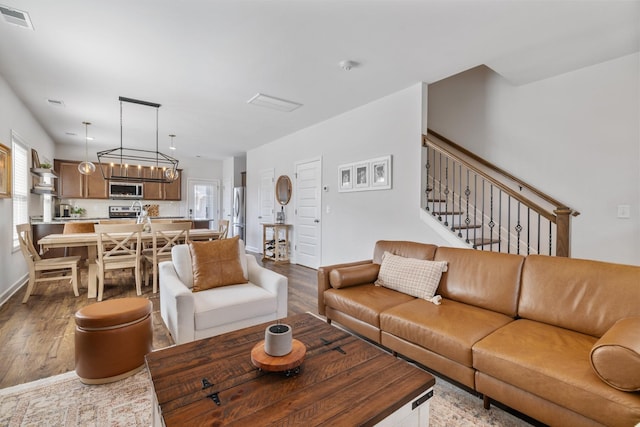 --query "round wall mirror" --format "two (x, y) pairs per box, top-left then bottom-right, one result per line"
(276, 175), (292, 205)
